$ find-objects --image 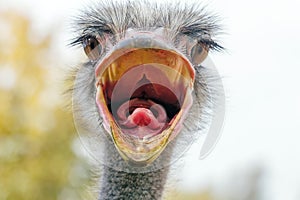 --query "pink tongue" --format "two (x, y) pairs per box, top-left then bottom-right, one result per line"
(131, 108), (152, 127)
(116, 99), (168, 138)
